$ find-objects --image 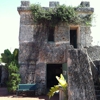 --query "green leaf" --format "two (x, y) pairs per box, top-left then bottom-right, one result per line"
(47, 85), (59, 99)
(47, 74), (68, 99)
(30, 4), (93, 26)
(56, 74), (68, 88)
